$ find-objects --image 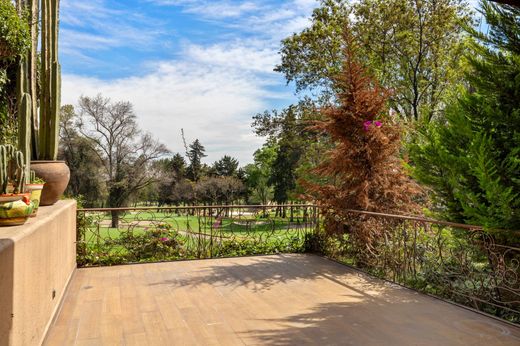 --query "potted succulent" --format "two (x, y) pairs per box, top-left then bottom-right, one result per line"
(25, 170), (45, 216)
(0, 144), (34, 226)
(29, 0), (69, 206)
